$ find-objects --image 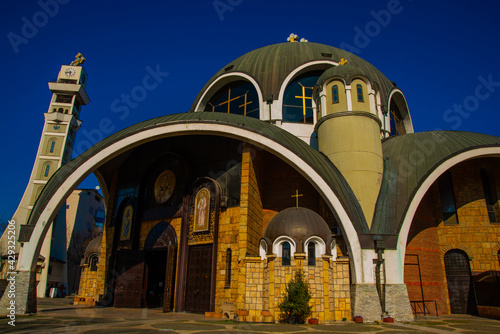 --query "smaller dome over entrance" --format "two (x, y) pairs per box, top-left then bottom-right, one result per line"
(263, 207), (332, 254)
